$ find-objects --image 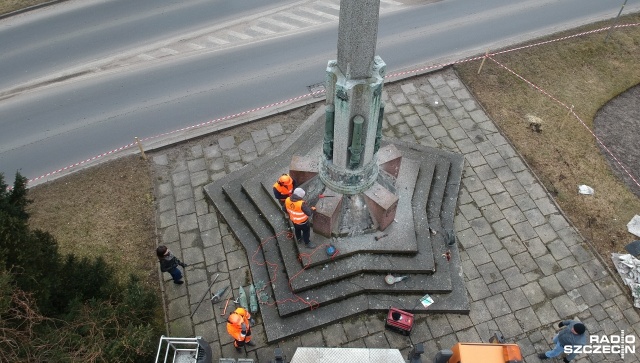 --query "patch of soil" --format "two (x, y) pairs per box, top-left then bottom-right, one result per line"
(27, 155), (158, 288)
(594, 84), (640, 198)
